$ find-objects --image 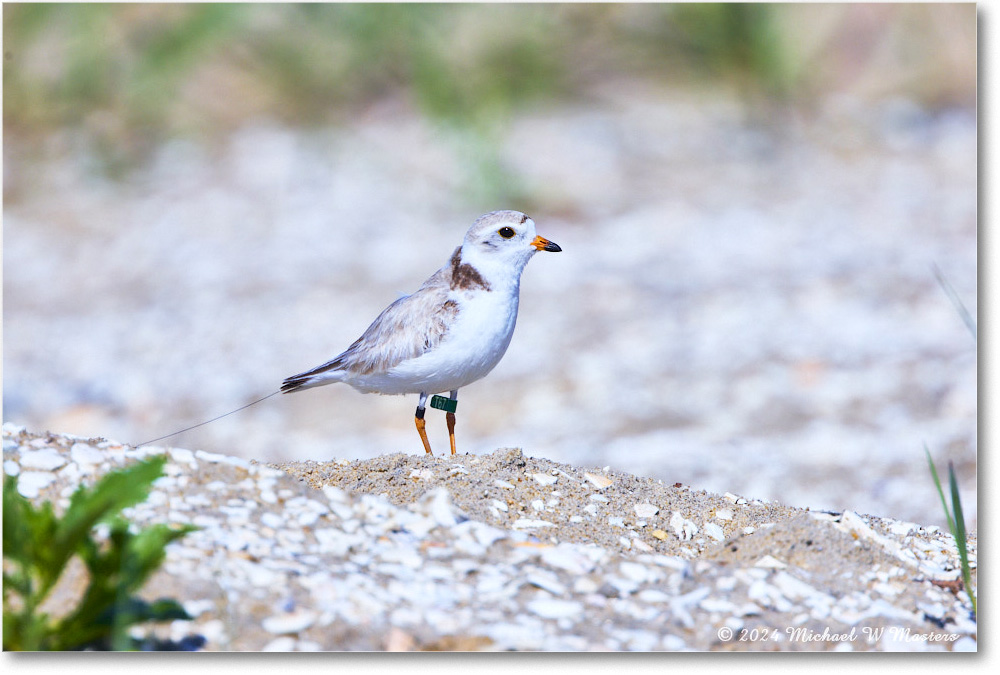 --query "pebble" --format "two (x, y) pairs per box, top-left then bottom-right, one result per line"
(425, 488), (462, 527)
(296, 511), (319, 527)
(322, 485), (349, 503)
(261, 512), (284, 529)
(634, 503), (658, 518)
(262, 610), (318, 634)
(755, 555), (788, 569)
(513, 518), (554, 529)
(168, 447), (197, 465)
(533, 473), (558, 486)
(195, 450), (250, 468)
(192, 514), (221, 528)
(669, 512), (698, 540)
(618, 561), (653, 584)
(607, 575), (639, 597)
(638, 589), (672, 603)
(540, 545), (597, 575)
(704, 523), (726, 541)
(70, 443), (106, 466)
(19, 448), (67, 471)
(16, 471), (56, 498)
(198, 619), (227, 645)
(889, 520), (917, 536)
(526, 570), (567, 595)
(584, 472), (614, 489)
(261, 636), (297, 651)
(527, 598), (584, 620)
